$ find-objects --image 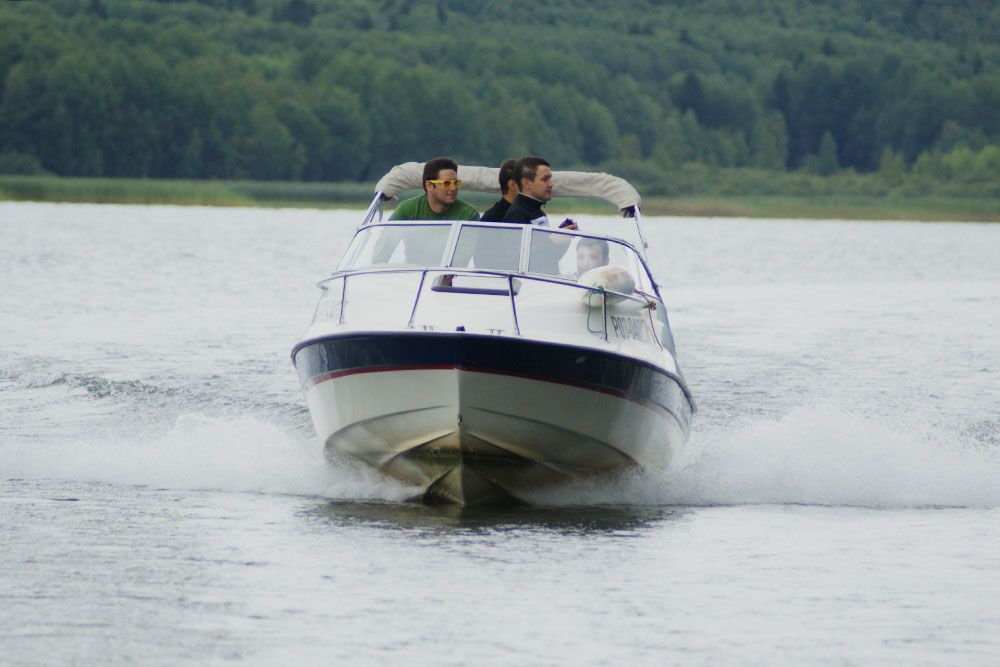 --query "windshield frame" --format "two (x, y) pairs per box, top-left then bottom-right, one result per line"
(335, 220), (661, 299)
